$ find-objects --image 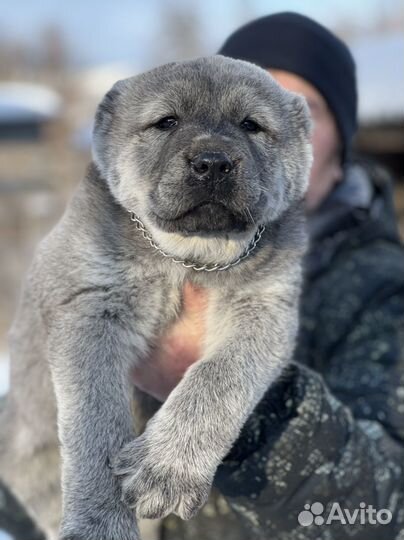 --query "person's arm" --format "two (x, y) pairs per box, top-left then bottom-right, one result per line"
(215, 362), (404, 539)
(214, 265), (404, 539)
